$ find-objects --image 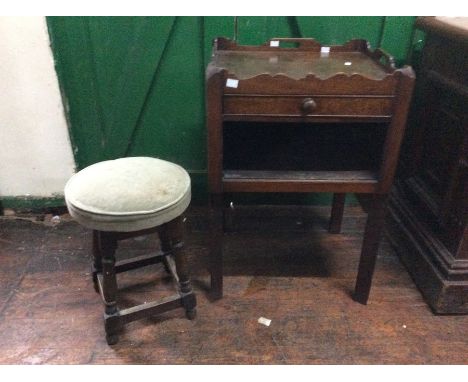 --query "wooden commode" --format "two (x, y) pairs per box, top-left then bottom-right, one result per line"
(205, 37), (415, 304)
